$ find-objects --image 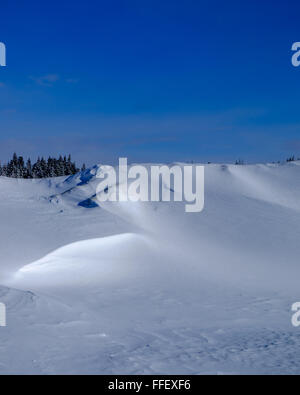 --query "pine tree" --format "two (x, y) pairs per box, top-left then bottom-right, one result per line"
(0, 153), (83, 179)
